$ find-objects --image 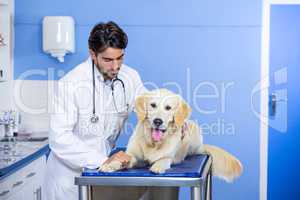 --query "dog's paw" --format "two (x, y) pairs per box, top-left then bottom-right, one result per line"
(99, 160), (122, 172)
(149, 162), (168, 174)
